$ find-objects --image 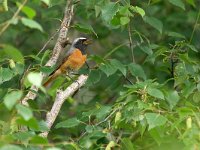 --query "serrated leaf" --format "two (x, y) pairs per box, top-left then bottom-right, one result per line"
(86, 69), (101, 86)
(110, 59), (126, 76)
(100, 63), (117, 77)
(166, 91), (180, 109)
(16, 104), (33, 121)
(139, 46), (153, 55)
(21, 17), (43, 32)
(55, 118), (80, 129)
(144, 16), (163, 33)
(4, 91), (23, 110)
(147, 88), (164, 100)
(101, 2), (119, 23)
(74, 23), (97, 37)
(96, 106), (111, 119)
(168, 0), (185, 10)
(128, 63), (146, 80)
(145, 113), (167, 130)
